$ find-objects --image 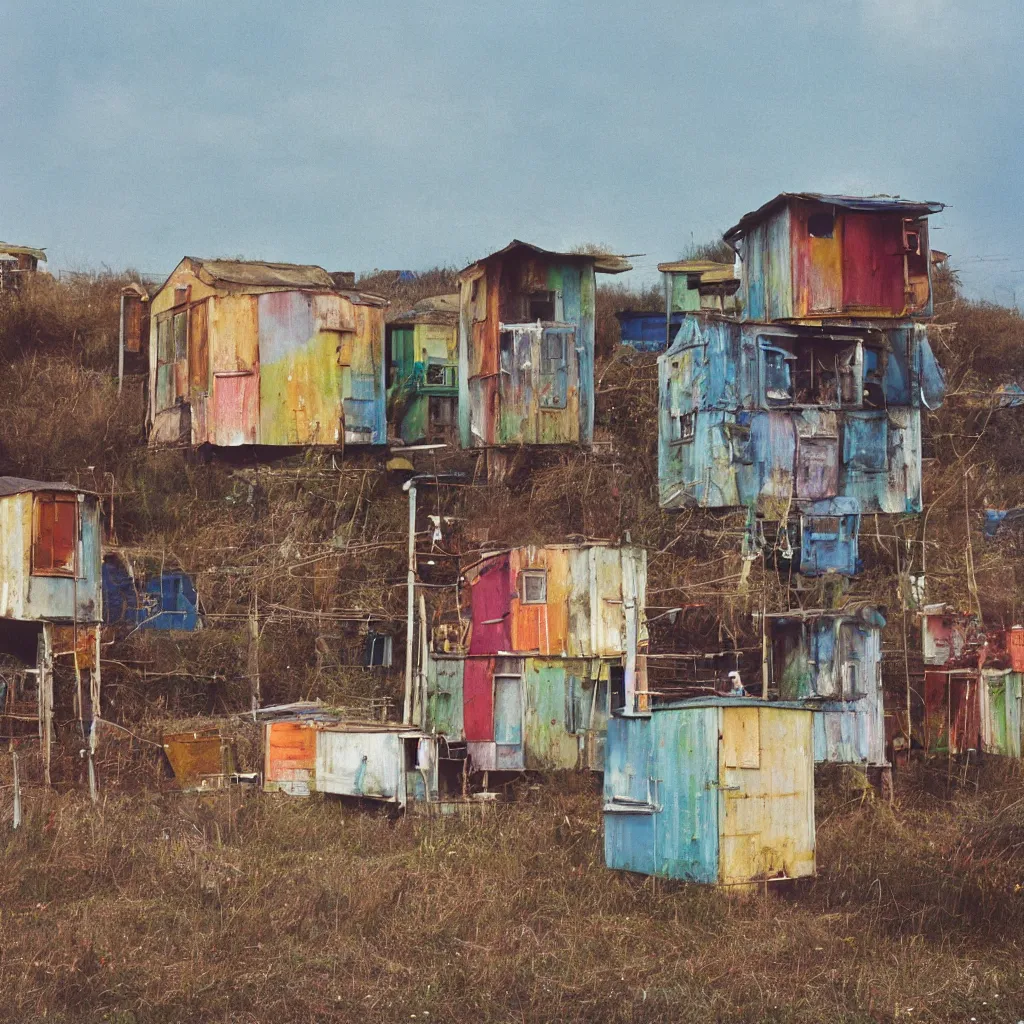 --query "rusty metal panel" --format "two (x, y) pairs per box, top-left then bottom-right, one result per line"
(163, 729), (236, 790)
(49, 624), (98, 668)
(264, 720), (317, 795)
(212, 372), (259, 446)
(718, 704), (816, 887)
(509, 546), (569, 655)
(209, 294), (259, 372)
(923, 670), (981, 755)
(188, 300), (209, 392)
